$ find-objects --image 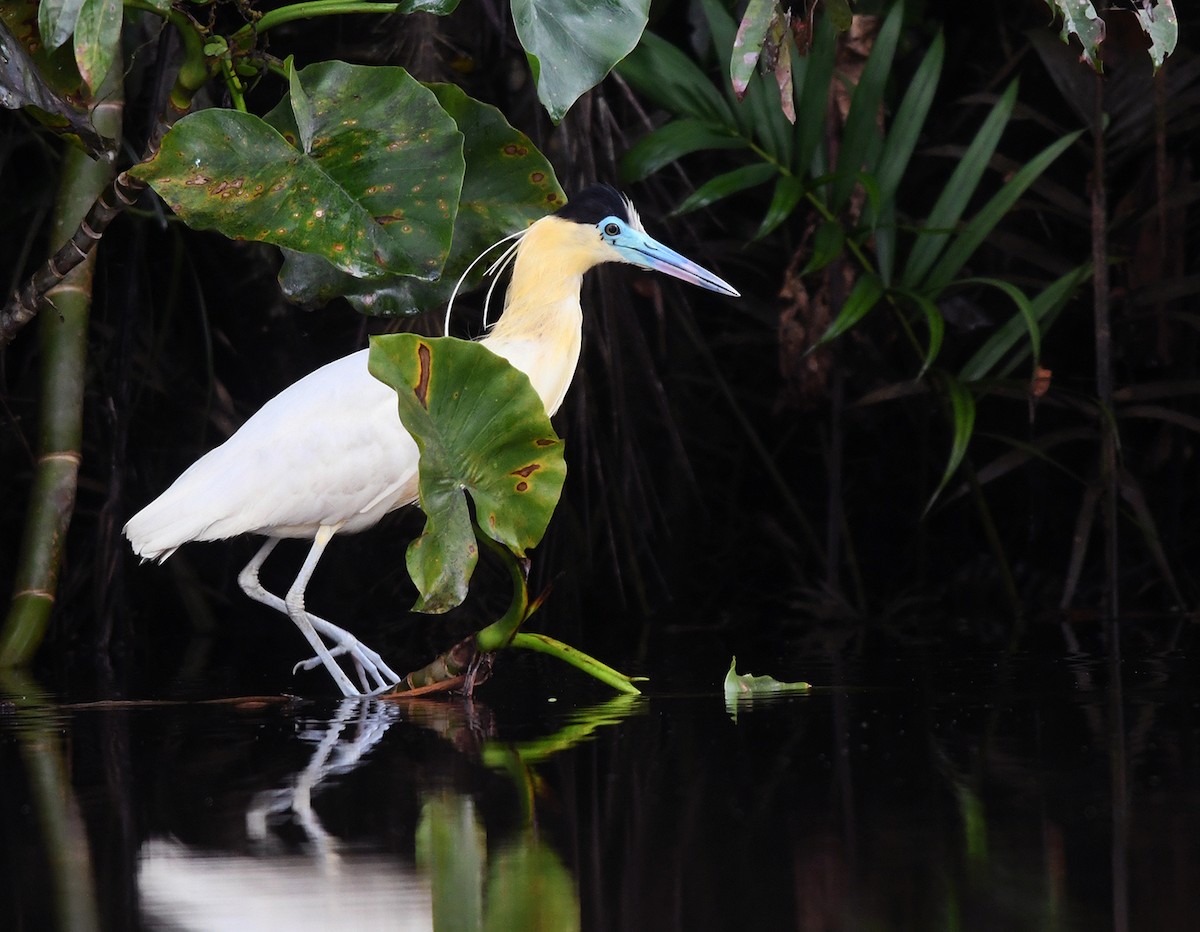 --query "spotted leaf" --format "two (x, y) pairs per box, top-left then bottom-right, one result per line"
(280, 83), (564, 316)
(368, 334), (566, 613)
(131, 62), (464, 280)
